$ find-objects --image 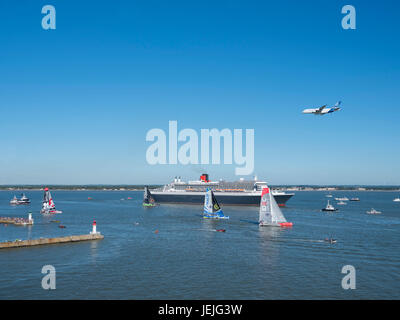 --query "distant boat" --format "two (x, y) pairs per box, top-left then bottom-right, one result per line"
(326, 193), (333, 198)
(41, 188), (62, 214)
(335, 197), (349, 201)
(203, 188), (229, 219)
(393, 197), (400, 202)
(10, 195), (19, 205)
(9, 194), (30, 205)
(18, 193), (31, 204)
(259, 187), (292, 227)
(324, 238), (337, 244)
(322, 200), (338, 212)
(337, 201), (347, 205)
(366, 208), (382, 215)
(143, 186), (157, 207)
(350, 197), (360, 201)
